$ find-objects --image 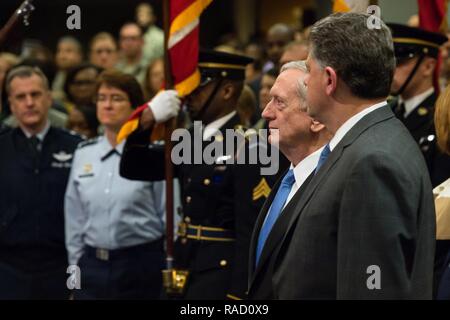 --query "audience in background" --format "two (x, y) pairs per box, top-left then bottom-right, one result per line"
(89, 32), (119, 70)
